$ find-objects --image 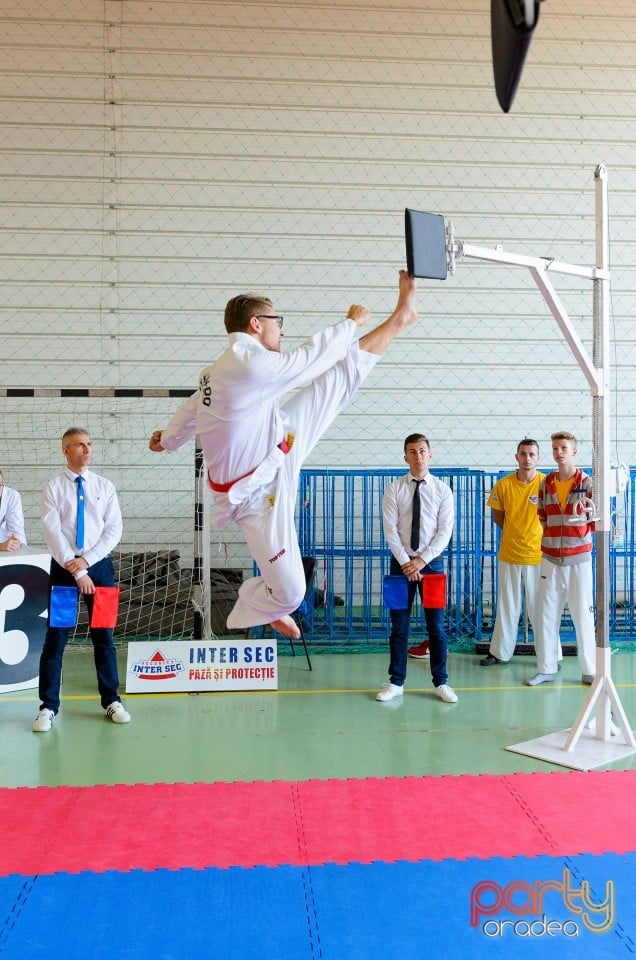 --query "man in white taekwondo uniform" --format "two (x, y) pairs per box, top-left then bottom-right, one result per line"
(150, 271), (417, 639)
